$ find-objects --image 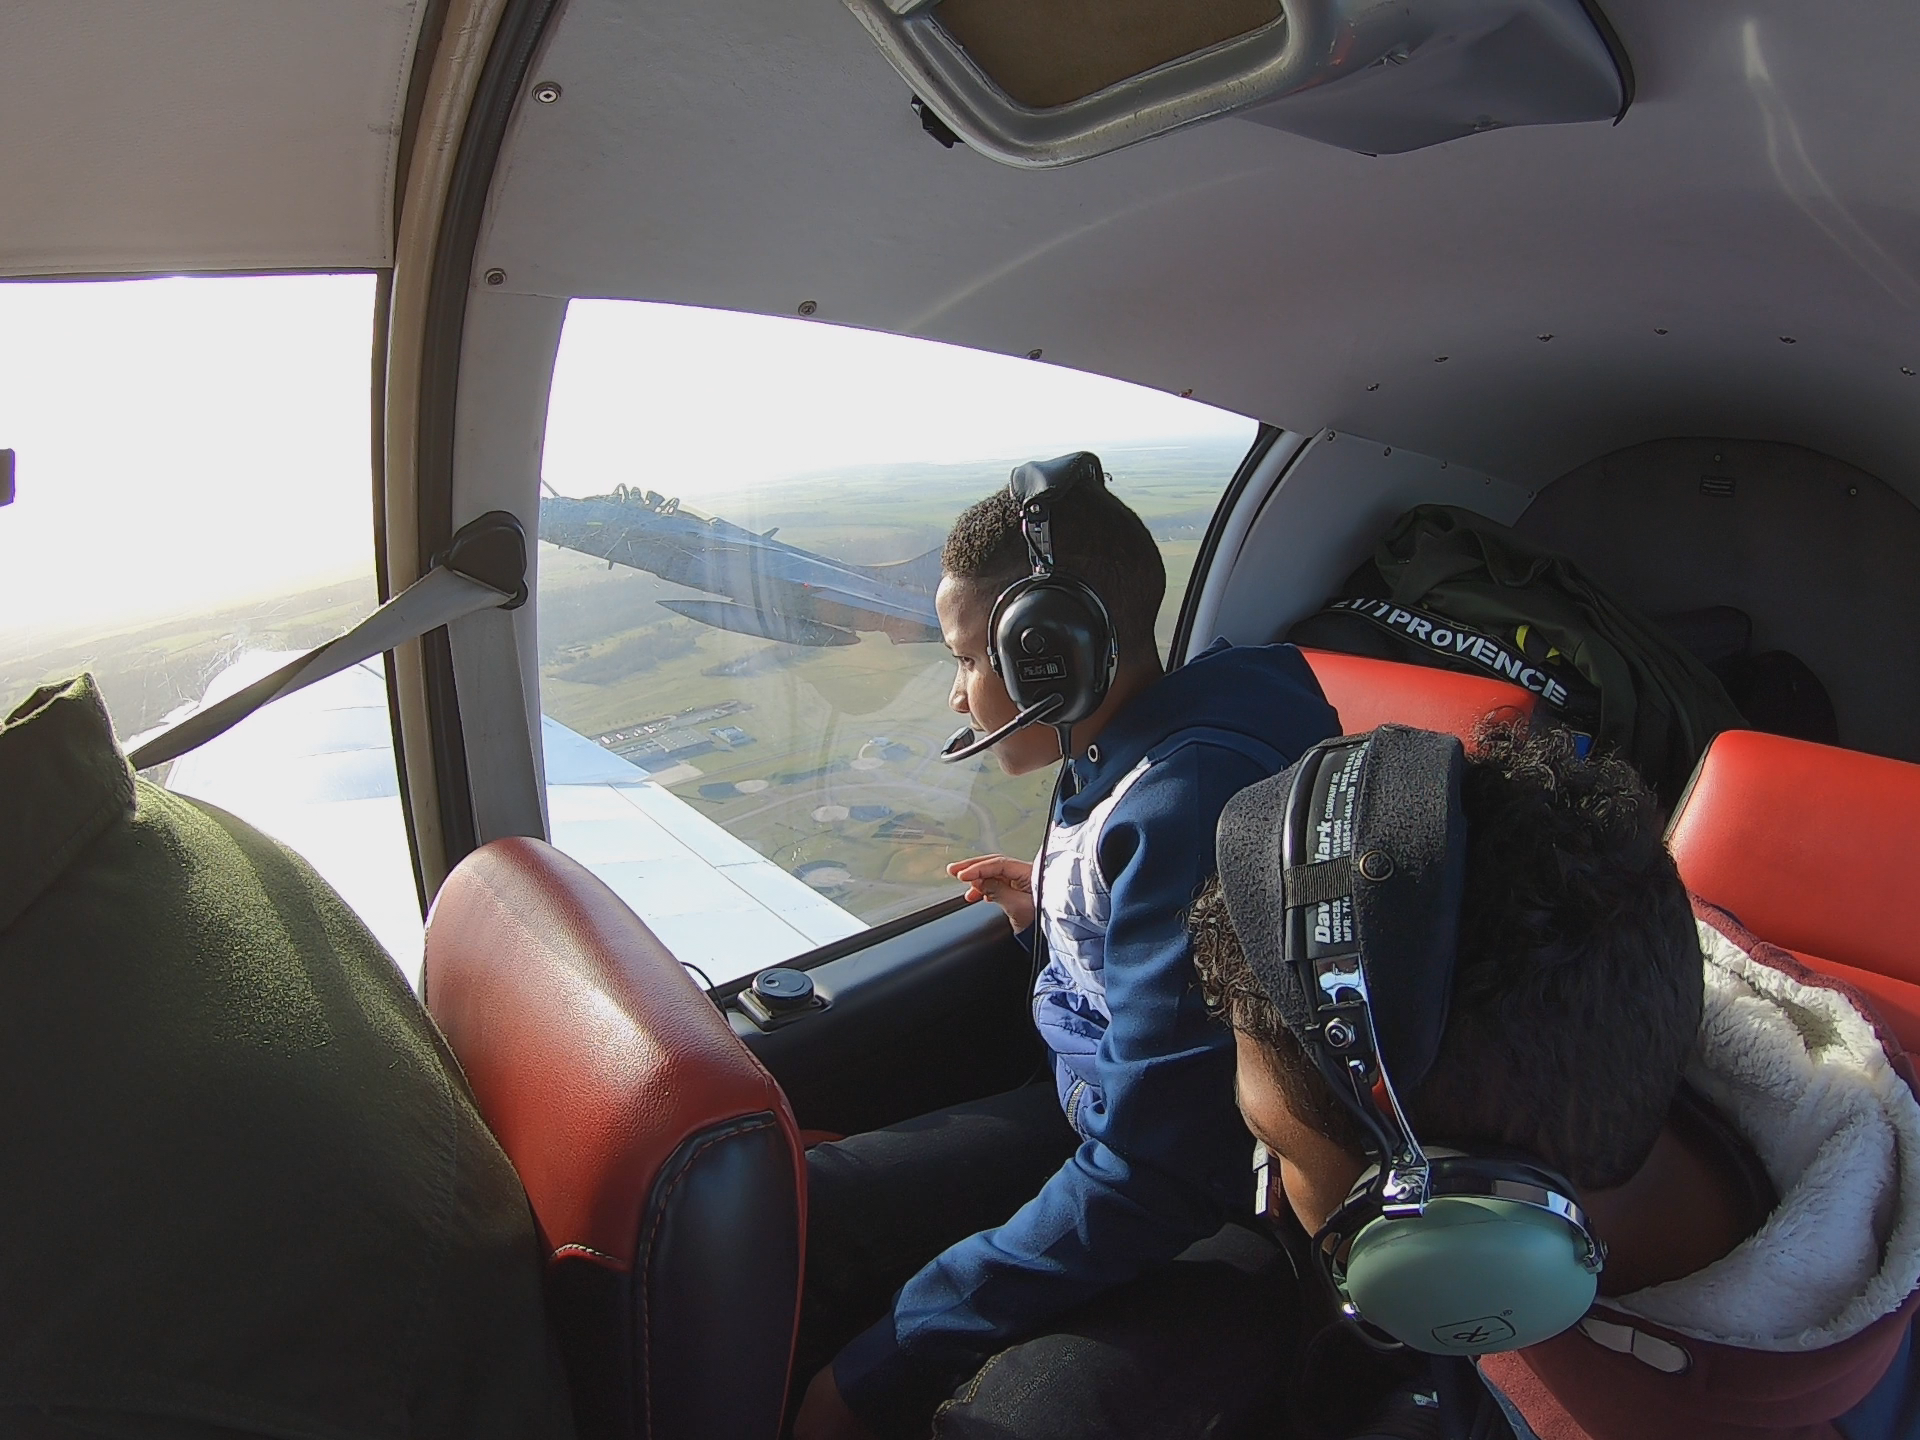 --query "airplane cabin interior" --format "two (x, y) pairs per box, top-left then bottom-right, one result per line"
(4, 1), (1920, 1437)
